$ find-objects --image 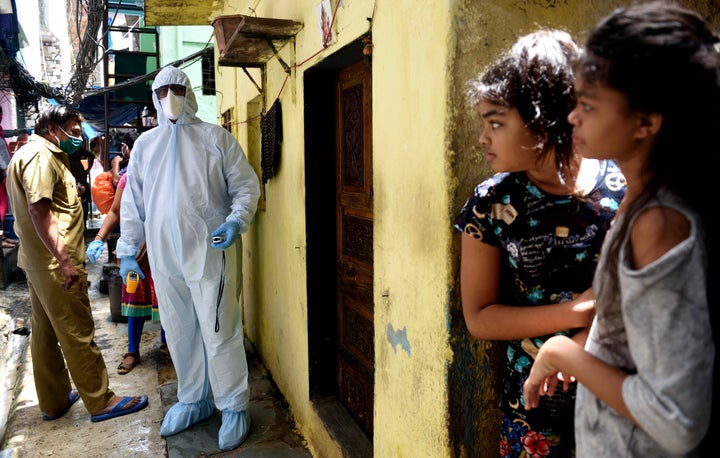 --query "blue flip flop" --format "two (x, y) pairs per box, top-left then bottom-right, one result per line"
(90, 395), (149, 423)
(42, 389), (81, 421)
